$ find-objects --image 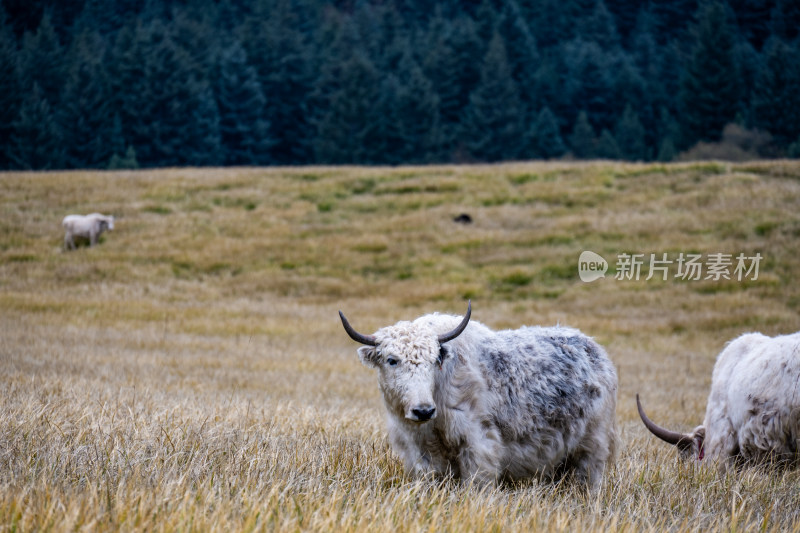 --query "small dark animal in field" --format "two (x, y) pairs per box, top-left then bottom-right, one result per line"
(62, 213), (114, 250)
(638, 331), (800, 470)
(339, 301), (618, 488)
(453, 213), (472, 224)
